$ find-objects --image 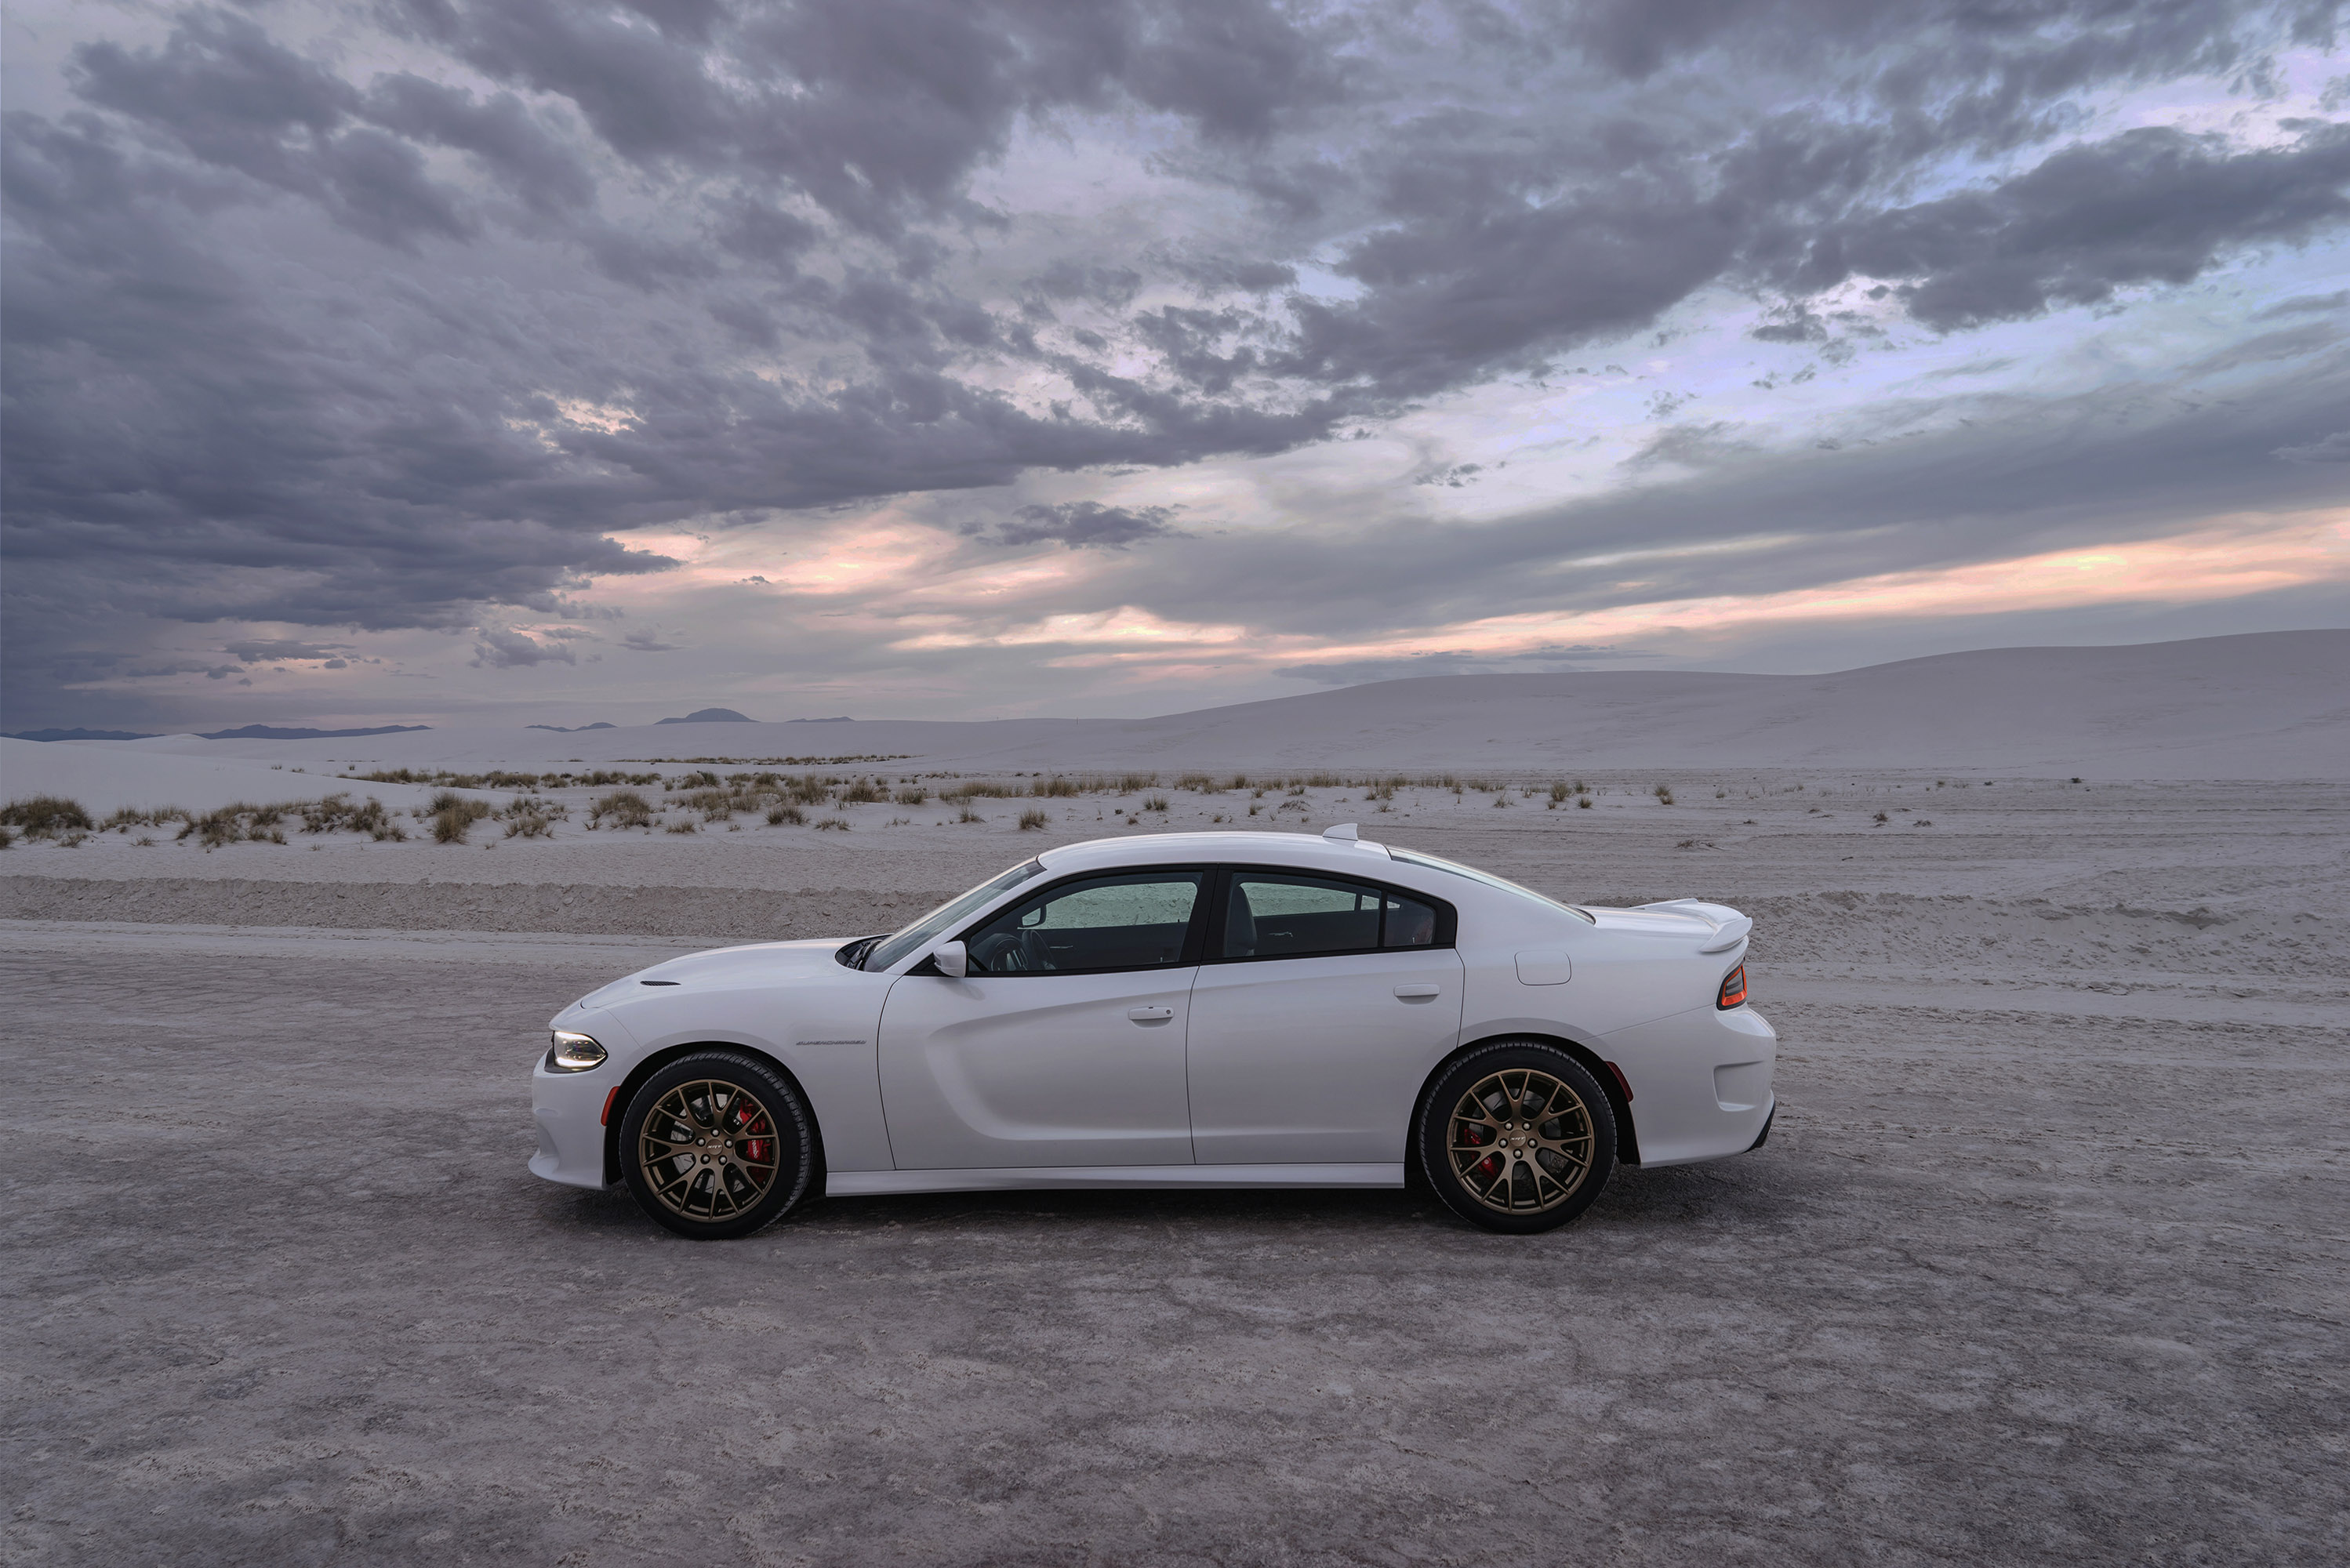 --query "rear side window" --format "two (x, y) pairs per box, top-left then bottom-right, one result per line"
(1221, 872), (1445, 960)
(961, 871), (1204, 974)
